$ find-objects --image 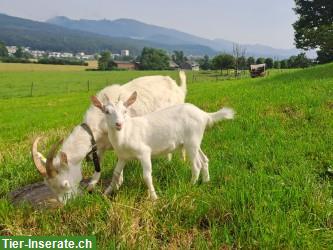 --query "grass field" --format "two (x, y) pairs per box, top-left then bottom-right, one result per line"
(0, 63), (181, 99)
(0, 63), (332, 249)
